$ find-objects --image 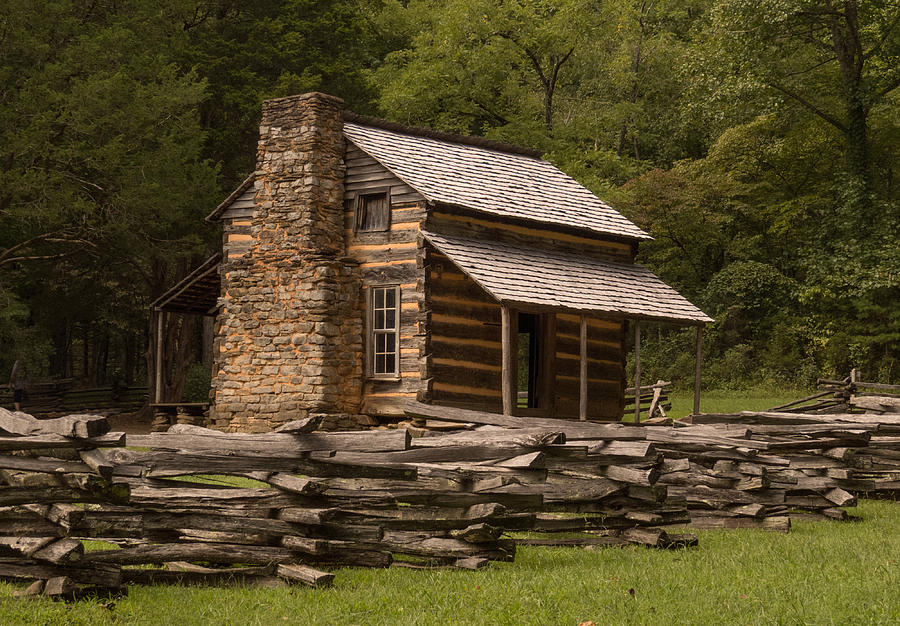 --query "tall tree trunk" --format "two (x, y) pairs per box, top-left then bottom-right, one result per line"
(830, 0), (872, 206)
(123, 330), (135, 386)
(49, 318), (70, 379)
(844, 94), (870, 194)
(616, 2), (647, 156)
